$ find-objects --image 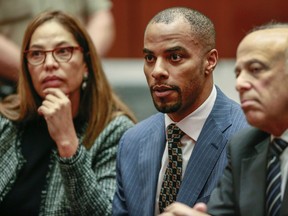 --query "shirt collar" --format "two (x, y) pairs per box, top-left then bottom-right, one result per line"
(165, 85), (217, 141)
(272, 129), (288, 143)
